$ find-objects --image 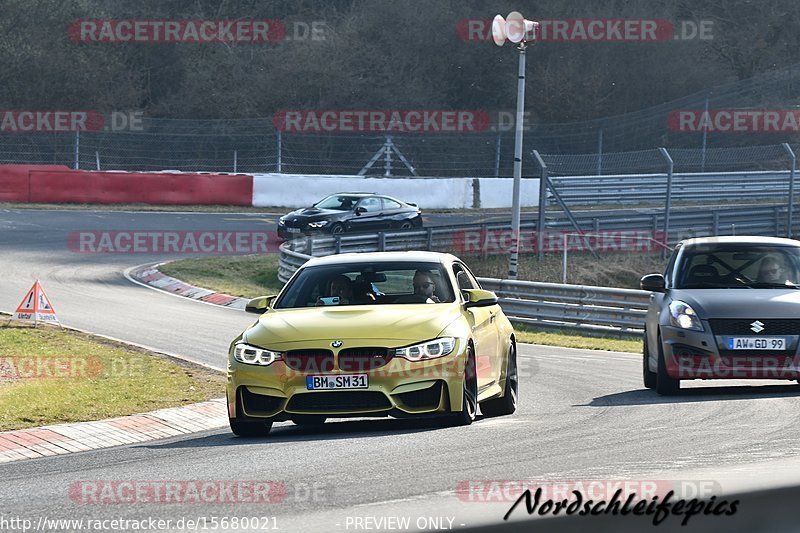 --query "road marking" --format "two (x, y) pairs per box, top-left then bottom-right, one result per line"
(223, 217), (276, 223)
